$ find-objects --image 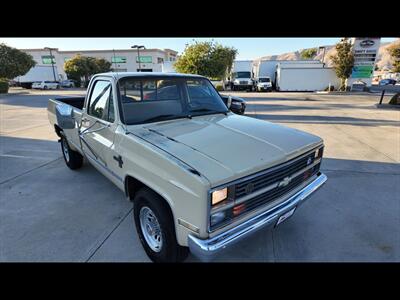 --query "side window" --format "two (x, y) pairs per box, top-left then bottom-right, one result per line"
(88, 80), (114, 122)
(107, 92), (115, 123)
